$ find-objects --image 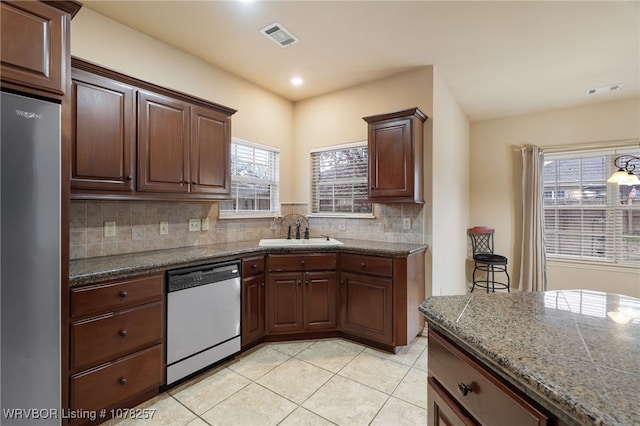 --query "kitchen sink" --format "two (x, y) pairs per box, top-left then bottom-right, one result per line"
(258, 238), (343, 247)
